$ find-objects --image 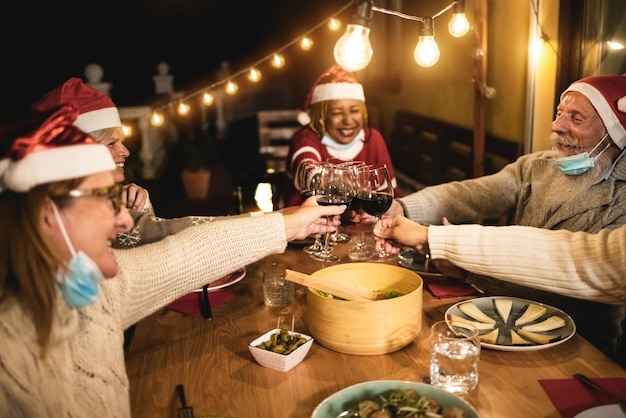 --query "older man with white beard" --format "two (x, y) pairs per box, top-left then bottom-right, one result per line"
(368, 73), (626, 367)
